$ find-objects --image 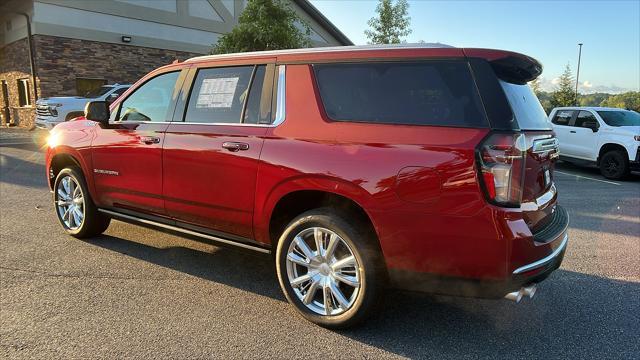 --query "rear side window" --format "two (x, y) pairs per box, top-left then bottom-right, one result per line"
(185, 66), (254, 124)
(499, 80), (551, 130)
(551, 110), (574, 126)
(574, 111), (599, 129)
(313, 61), (487, 127)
